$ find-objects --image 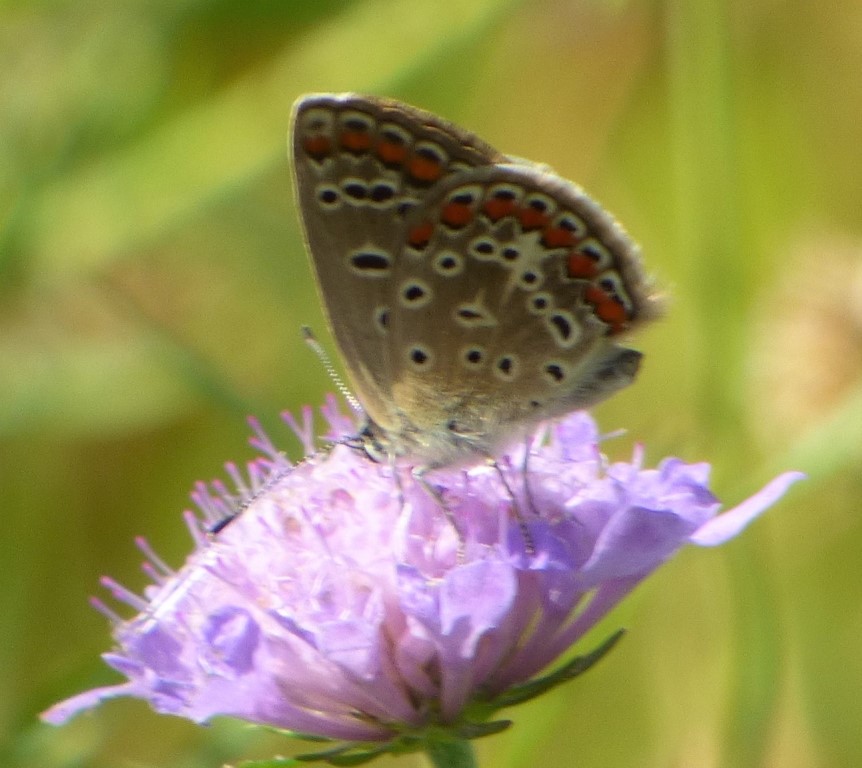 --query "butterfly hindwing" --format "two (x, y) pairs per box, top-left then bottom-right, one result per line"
(380, 162), (657, 459)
